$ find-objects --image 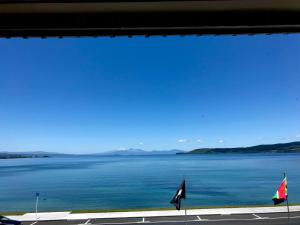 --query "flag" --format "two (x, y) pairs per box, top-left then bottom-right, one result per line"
(170, 180), (186, 210)
(272, 175), (288, 205)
